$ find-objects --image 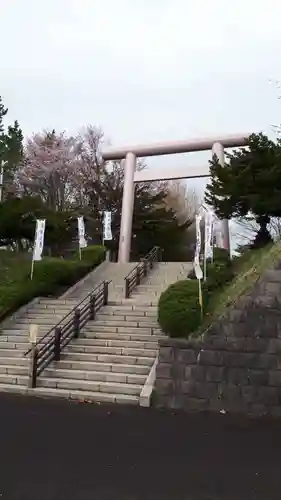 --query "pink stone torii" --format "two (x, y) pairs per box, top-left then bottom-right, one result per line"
(101, 134), (249, 263)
